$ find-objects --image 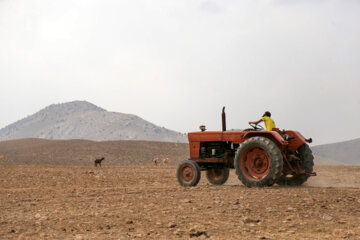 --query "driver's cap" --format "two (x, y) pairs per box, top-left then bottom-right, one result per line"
(263, 111), (271, 117)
